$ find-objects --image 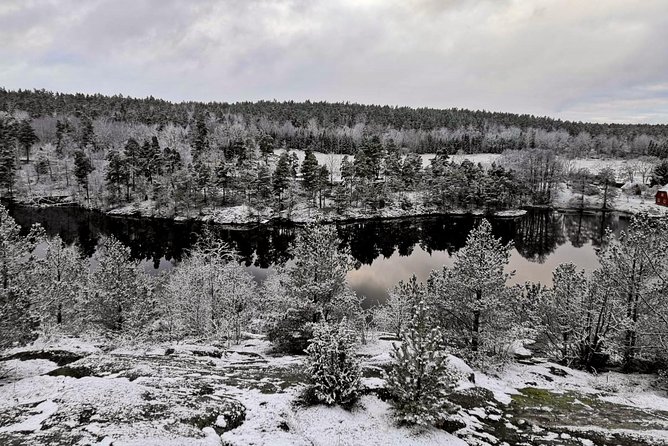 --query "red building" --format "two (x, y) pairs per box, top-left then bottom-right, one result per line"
(657, 186), (668, 206)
